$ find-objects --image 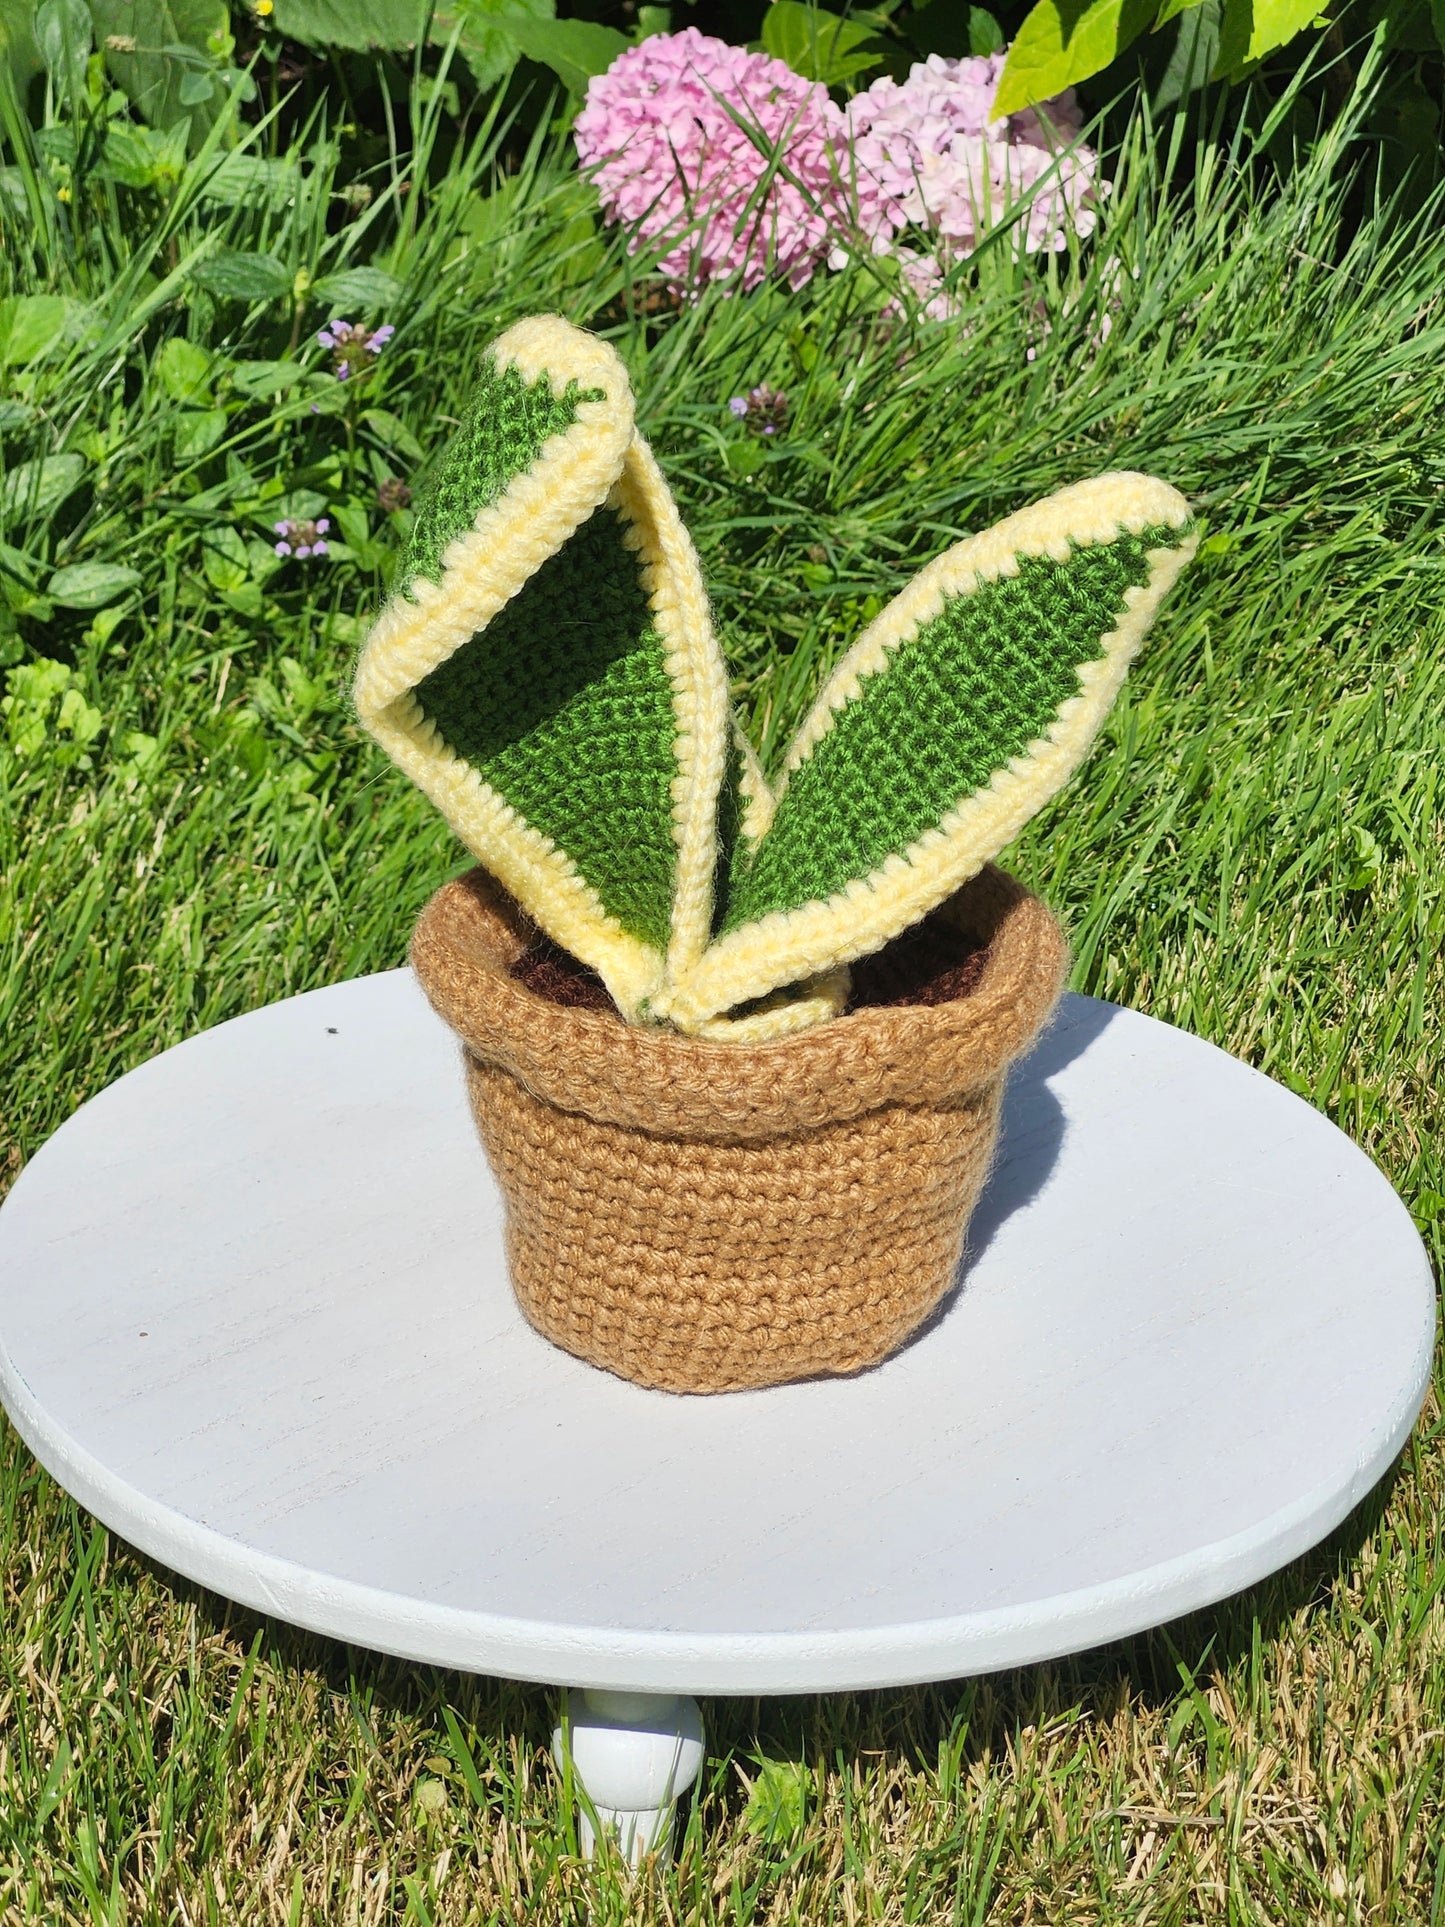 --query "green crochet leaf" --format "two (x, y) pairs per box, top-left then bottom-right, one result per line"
(399, 358), (601, 595)
(711, 717), (774, 934)
(661, 473), (1197, 1028)
(358, 329), (1197, 1043)
(411, 504), (681, 952)
(353, 316), (732, 1018)
(723, 523), (1190, 931)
